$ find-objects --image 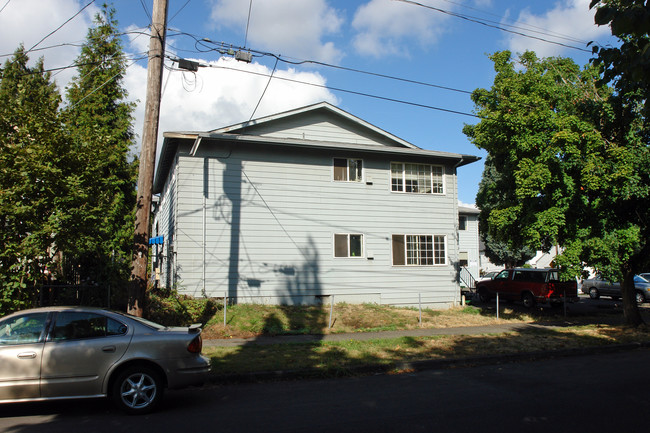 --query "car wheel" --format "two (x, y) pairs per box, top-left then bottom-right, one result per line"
(635, 291), (645, 304)
(478, 288), (491, 303)
(522, 292), (536, 308)
(589, 287), (600, 300)
(111, 366), (164, 415)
